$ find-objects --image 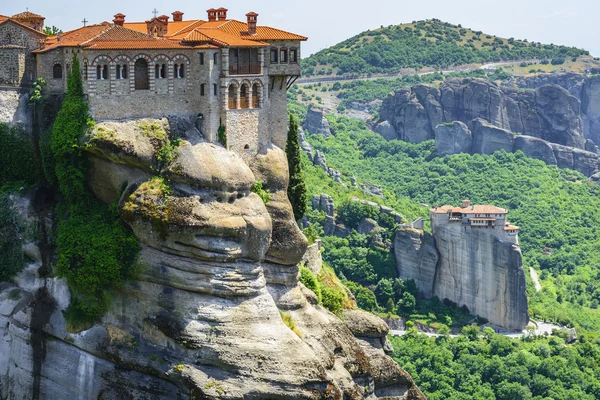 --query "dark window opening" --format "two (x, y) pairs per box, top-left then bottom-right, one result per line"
(270, 48), (278, 63)
(228, 84), (237, 109)
(53, 63), (63, 79)
(280, 49), (288, 63)
(134, 58), (149, 90)
(290, 48), (298, 63)
(213, 83), (218, 96)
(200, 53), (205, 65)
(214, 53), (218, 64)
(200, 83), (205, 96)
(83, 62), (88, 80)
